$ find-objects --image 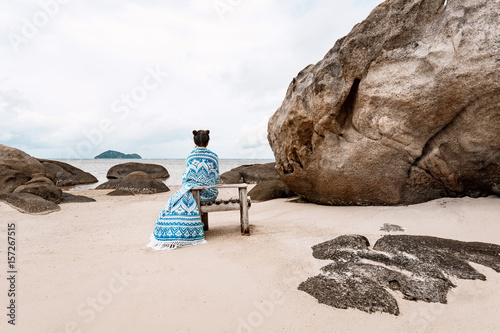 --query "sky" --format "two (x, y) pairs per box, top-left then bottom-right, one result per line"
(0, 0), (382, 159)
